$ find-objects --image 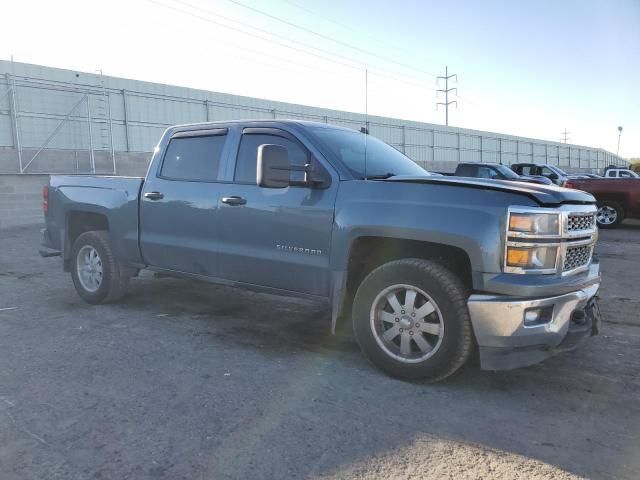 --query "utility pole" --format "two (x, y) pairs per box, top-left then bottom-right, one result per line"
(616, 126), (623, 156)
(437, 66), (457, 126)
(561, 129), (570, 143)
